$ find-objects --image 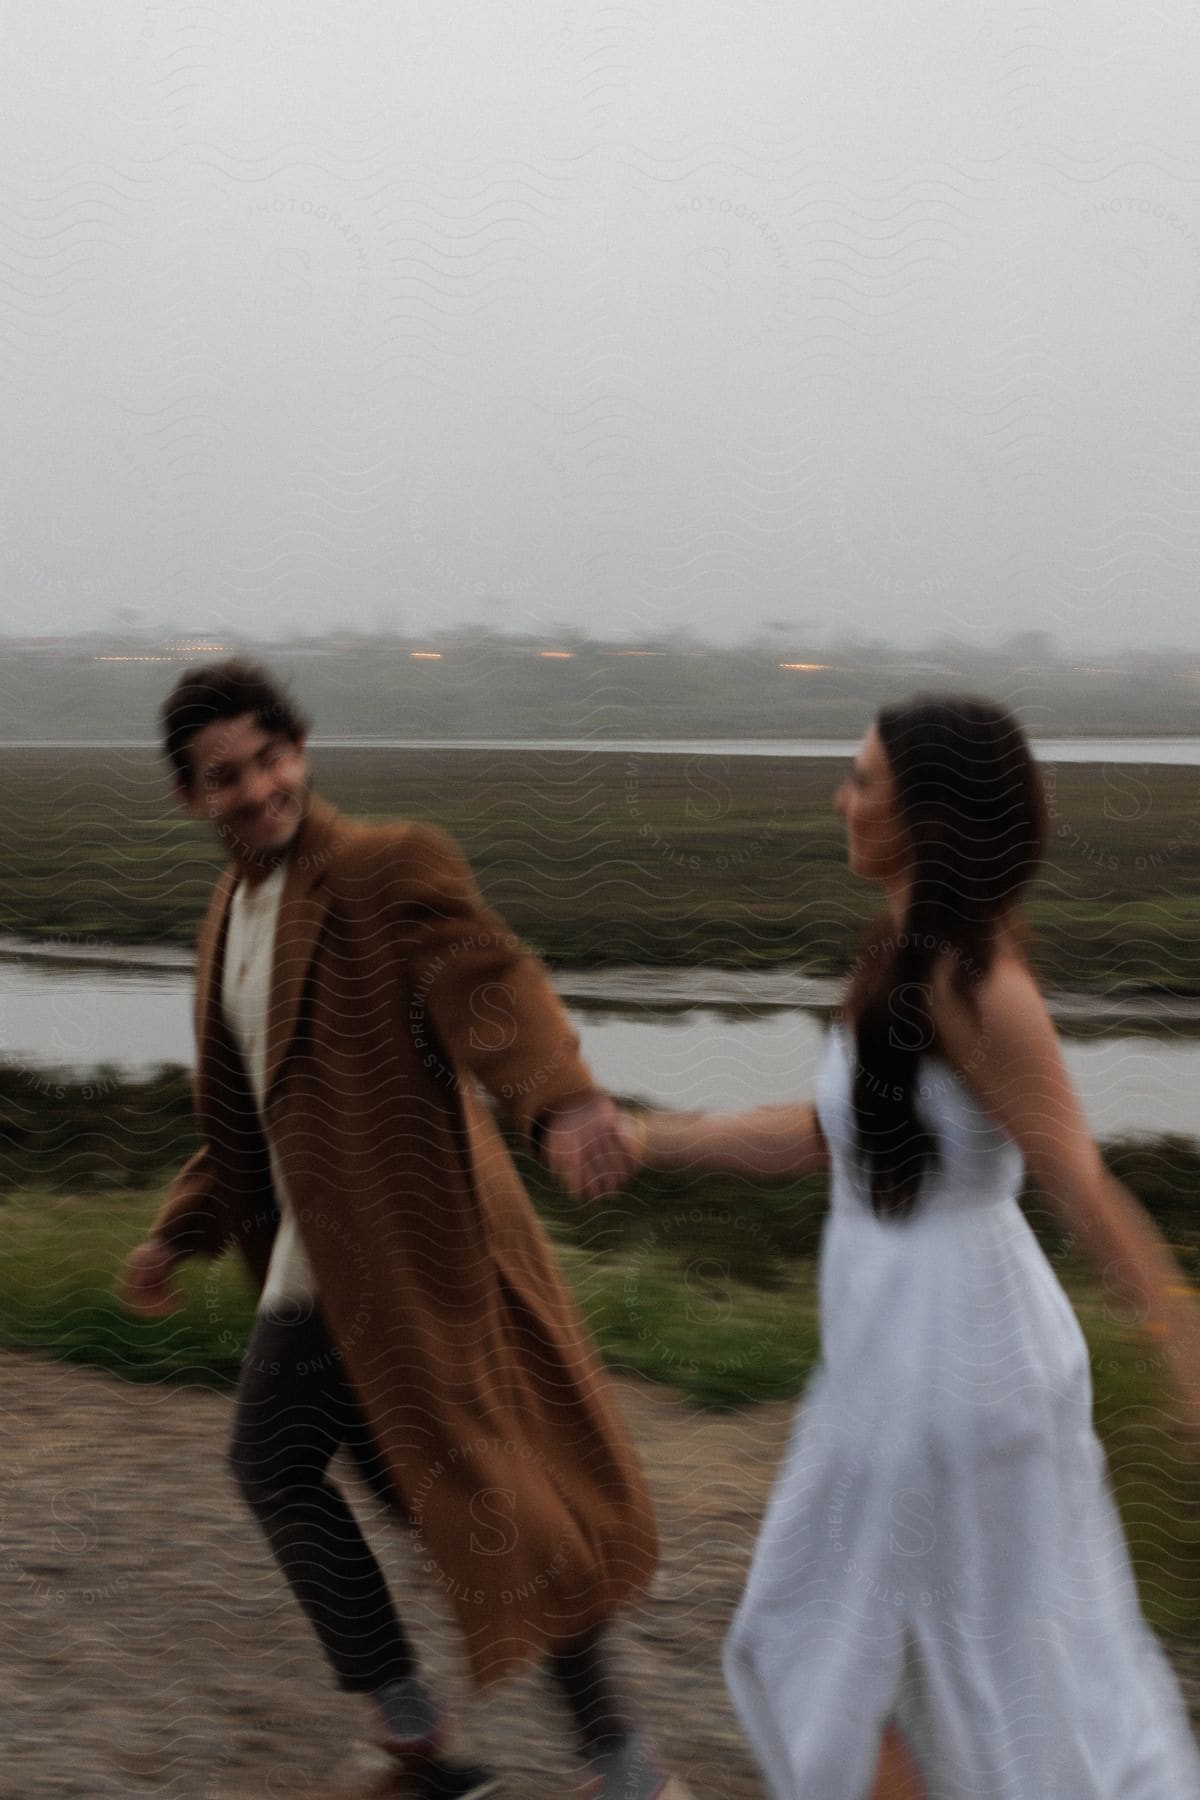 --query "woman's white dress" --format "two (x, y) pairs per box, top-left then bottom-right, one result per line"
(723, 1022), (1200, 1798)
